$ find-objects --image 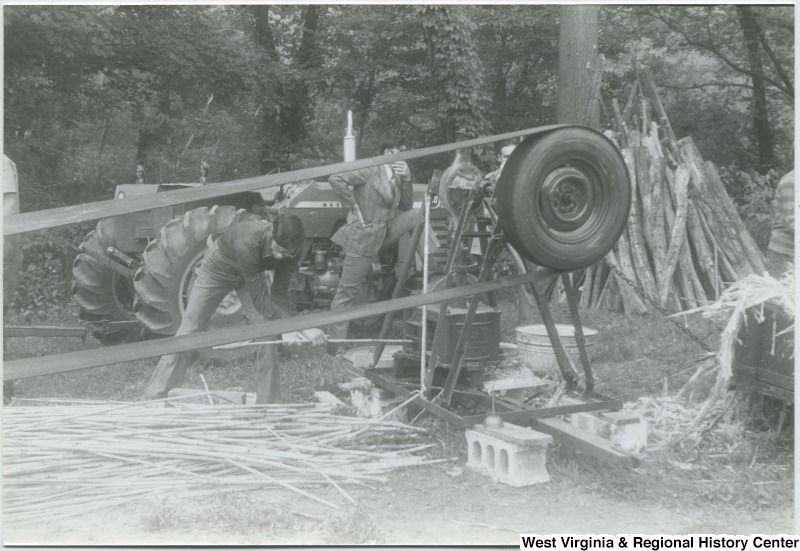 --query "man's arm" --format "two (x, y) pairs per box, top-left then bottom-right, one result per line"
(395, 162), (414, 211)
(269, 257), (300, 319)
(329, 168), (370, 206)
(330, 168), (372, 226)
(232, 237), (274, 318)
(269, 254), (327, 345)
